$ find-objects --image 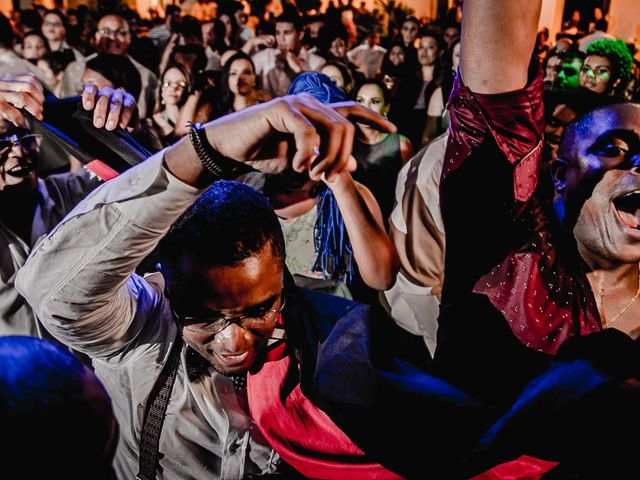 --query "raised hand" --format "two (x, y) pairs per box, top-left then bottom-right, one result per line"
(81, 83), (137, 131)
(0, 73), (45, 132)
(201, 93), (396, 181)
